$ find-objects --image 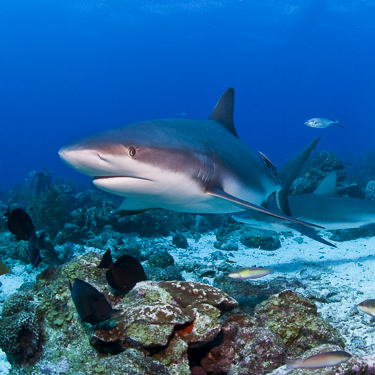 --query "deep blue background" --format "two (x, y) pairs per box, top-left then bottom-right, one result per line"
(1, 0), (374, 190)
